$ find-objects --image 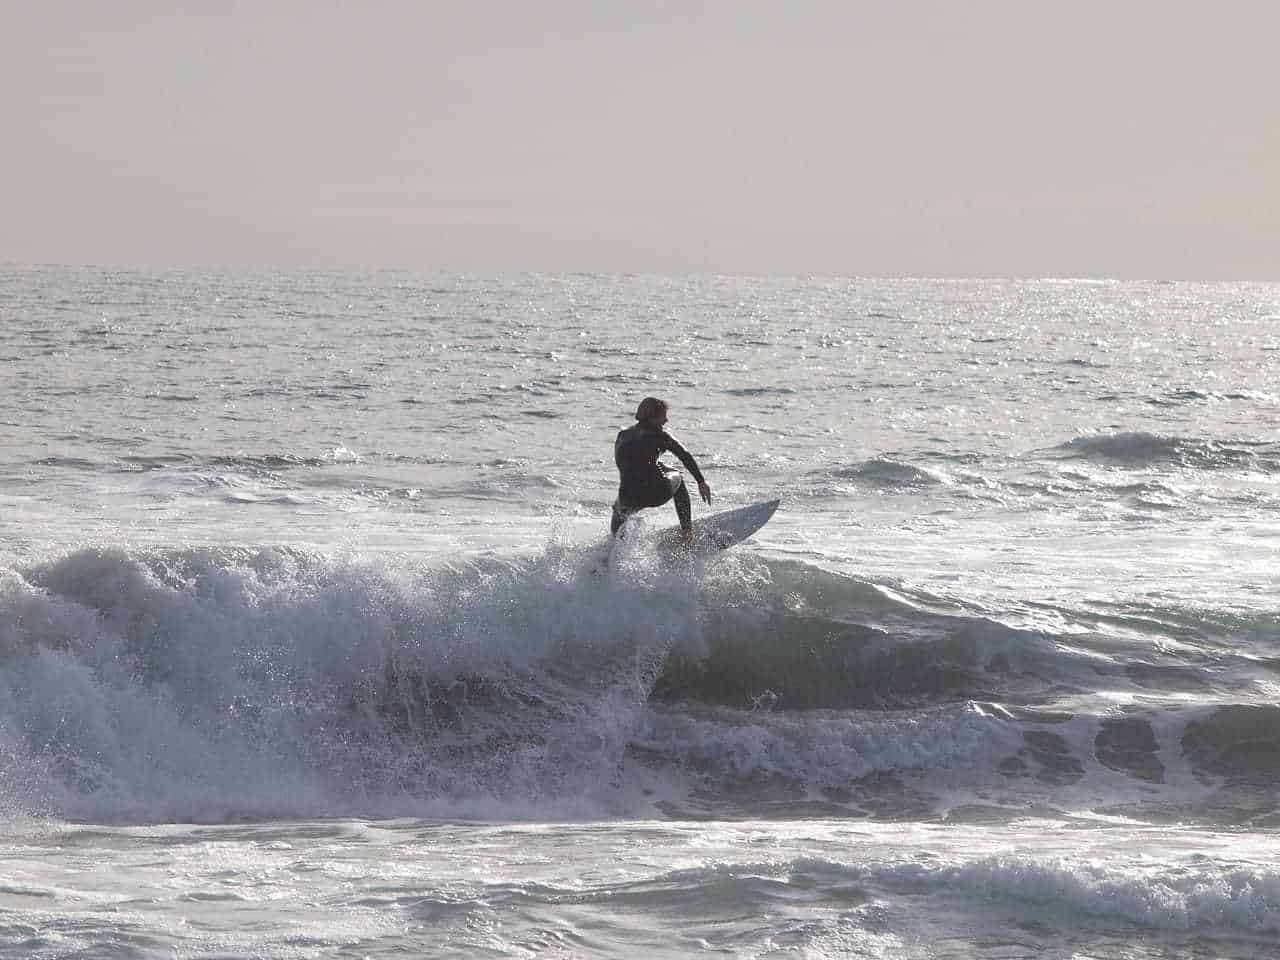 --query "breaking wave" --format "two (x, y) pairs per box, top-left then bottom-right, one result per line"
(0, 541), (1275, 824)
